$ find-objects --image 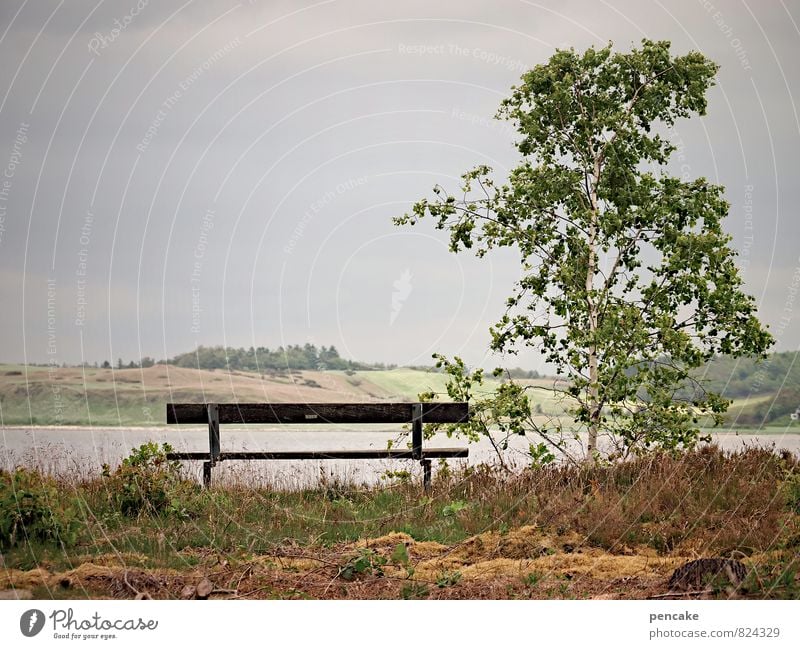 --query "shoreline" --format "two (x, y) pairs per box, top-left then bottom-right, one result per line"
(2, 424), (799, 435)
